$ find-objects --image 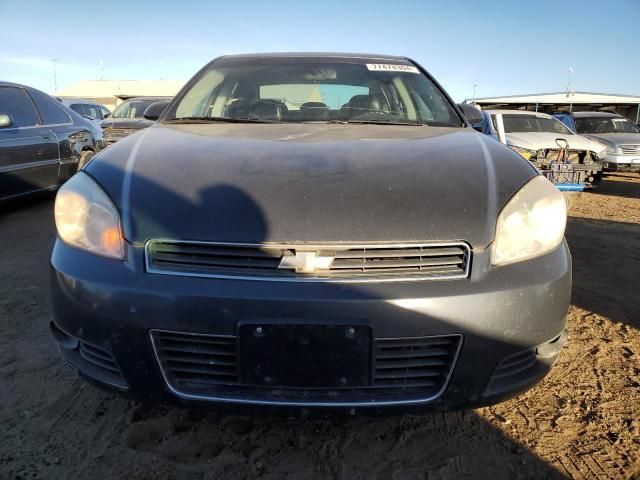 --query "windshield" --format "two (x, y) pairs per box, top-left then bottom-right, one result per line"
(168, 59), (462, 126)
(111, 100), (158, 119)
(497, 114), (573, 135)
(575, 116), (640, 134)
